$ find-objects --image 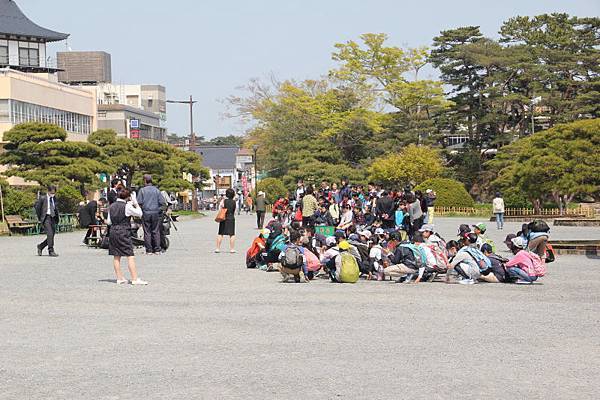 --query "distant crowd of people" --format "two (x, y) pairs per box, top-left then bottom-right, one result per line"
(246, 178), (552, 285)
